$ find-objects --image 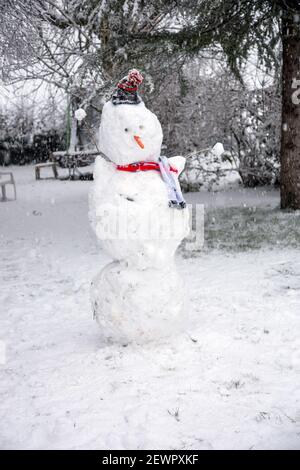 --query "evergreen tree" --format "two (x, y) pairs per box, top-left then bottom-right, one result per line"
(127, 0), (300, 208)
